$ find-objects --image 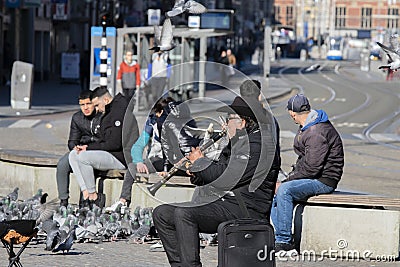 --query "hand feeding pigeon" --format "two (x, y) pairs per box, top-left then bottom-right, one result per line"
(149, 18), (176, 52)
(377, 34), (400, 71)
(166, 0), (207, 18)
